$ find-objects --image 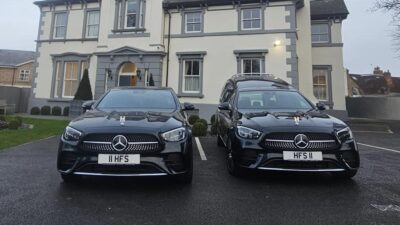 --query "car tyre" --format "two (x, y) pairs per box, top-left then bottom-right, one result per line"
(61, 174), (81, 183)
(226, 138), (244, 177)
(332, 170), (357, 179)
